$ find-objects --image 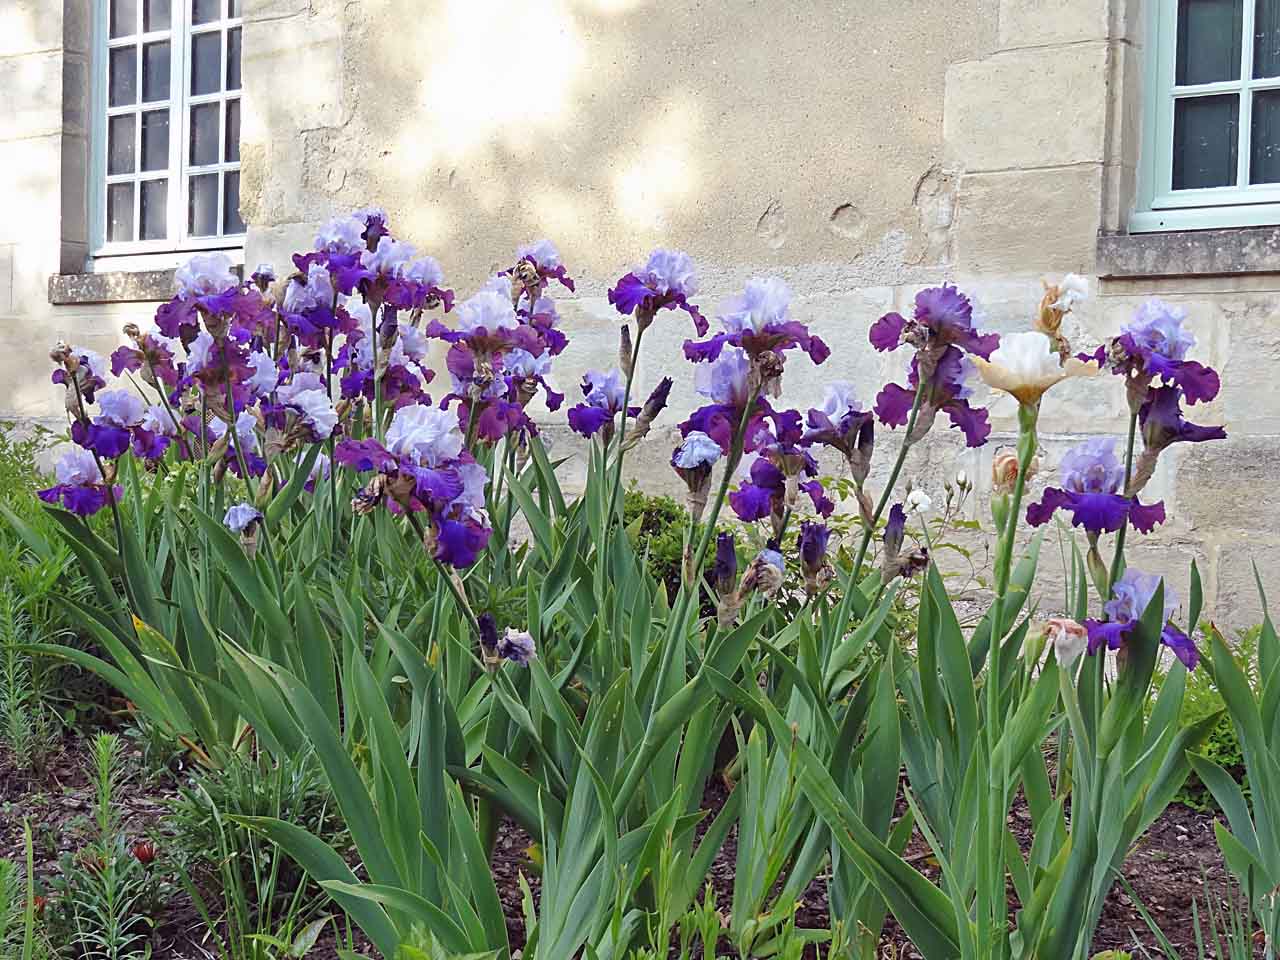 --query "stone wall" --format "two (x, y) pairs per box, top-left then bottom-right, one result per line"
(2, 0), (1276, 626)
